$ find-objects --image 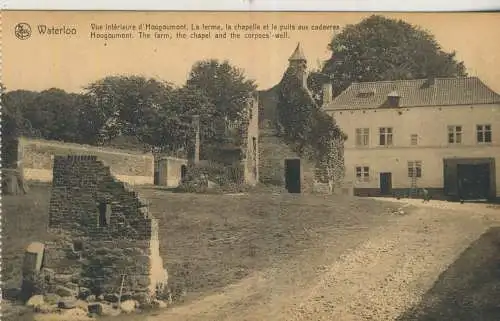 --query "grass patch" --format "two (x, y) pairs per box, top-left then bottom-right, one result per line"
(140, 188), (399, 301)
(3, 183), (400, 306)
(3, 183), (52, 288)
